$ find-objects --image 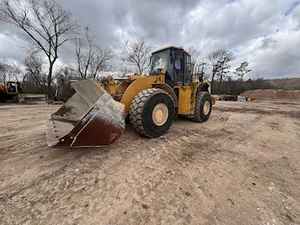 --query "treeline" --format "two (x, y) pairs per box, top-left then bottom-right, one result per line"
(212, 78), (300, 95)
(0, 0), (154, 98)
(212, 78), (273, 95)
(1, 0), (298, 99)
(0, 0), (256, 98)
